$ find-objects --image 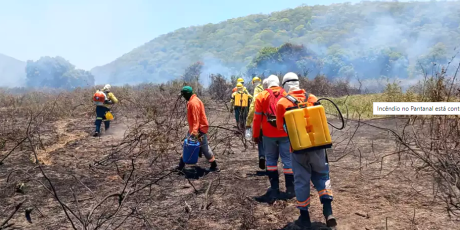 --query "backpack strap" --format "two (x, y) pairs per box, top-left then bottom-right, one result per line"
(285, 94), (300, 105)
(304, 93), (310, 103)
(285, 92), (310, 110)
(266, 88), (273, 96)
